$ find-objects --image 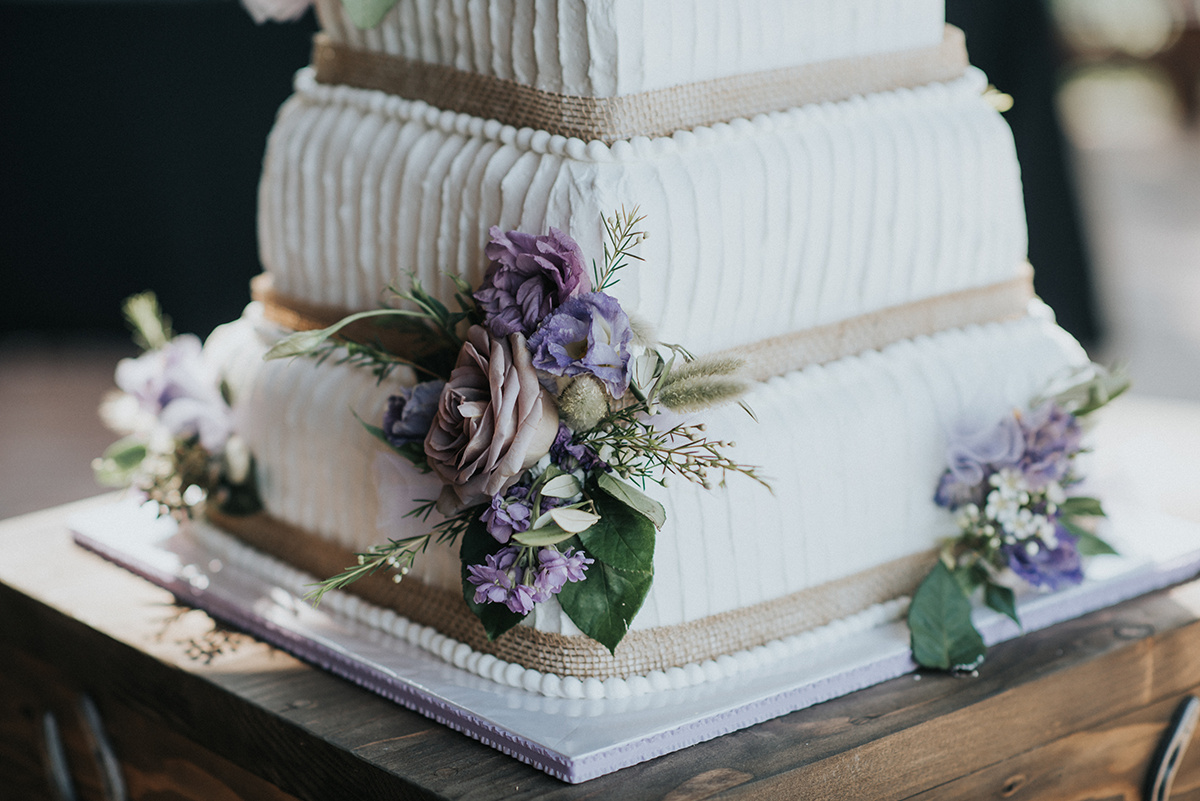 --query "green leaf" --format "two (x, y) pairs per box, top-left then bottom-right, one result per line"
(459, 515), (525, 640)
(263, 309), (413, 360)
(512, 523), (577, 547)
(104, 437), (149, 470)
(577, 481), (656, 572)
(984, 583), (1021, 627)
(953, 562), (989, 597)
(353, 410), (429, 470)
(1058, 496), (1104, 518)
(596, 472), (666, 528)
(557, 551), (653, 654)
(908, 561), (986, 671)
(340, 0), (402, 28)
(1061, 519), (1120, 556)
